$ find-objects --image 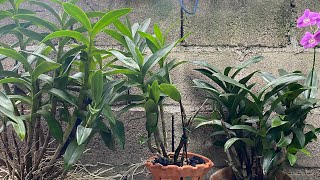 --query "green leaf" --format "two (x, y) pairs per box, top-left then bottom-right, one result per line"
(0, 48), (31, 72)
(0, 91), (14, 112)
(230, 125), (260, 136)
(16, 28), (55, 49)
(236, 56), (263, 69)
(151, 81), (160, 103)
(7, 95), (31, 105)
(42, 30), (89, 47)
(138, 135), (149, 145)
(32, 61), (61, 82)
(113, 120), (125, 149)
(0, 0), (7, 4)
(99, 130), (115, 150)
(292, 127), (305, 148)
(13, 14), (58, 32)
(37, 109), (63, 143)
(194, 119), (231, 129)
(58, 45), (86, 63)
(287, 152), (297, 166)
(154, 24), (164, 45)
(277, 132), (292, 147)
(259, 73), (305, 96)
(299, 148), (311, 156)
(76, 125), (92, 145)
(271, 116), (288, 128)
(103, 105), (115, 124)
(15, 0), (24, 8)
(109, 50), (139, 70)
(104, 29), (127, 48)
(0, 106), (25, 140)
(47, 88), (77, 107)
(62, 3), (92, 32)
(0, 77), (31, 89)
(29, 1), (62, 26)
(263, 151), (276, 175)
(91, 8), (131, 38)
(145, 99), (158, 134)
(159, 83), (181, 102)
(0, 10), (12, 20)
(91, 70), (103, 103)
(304, 69), (318, 99)
(139, 31), (161, 50)
(224, 137), (254, 151)
(141, 42), (175, 77)
(63, 140), (86, 171)
(113, 19), (132, 38)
